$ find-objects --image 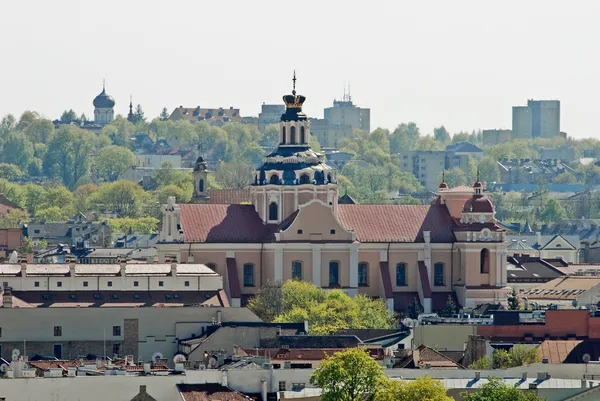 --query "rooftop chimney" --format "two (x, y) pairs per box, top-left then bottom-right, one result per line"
(139, 385), (147, 394)
(3, 286), (13, 308)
